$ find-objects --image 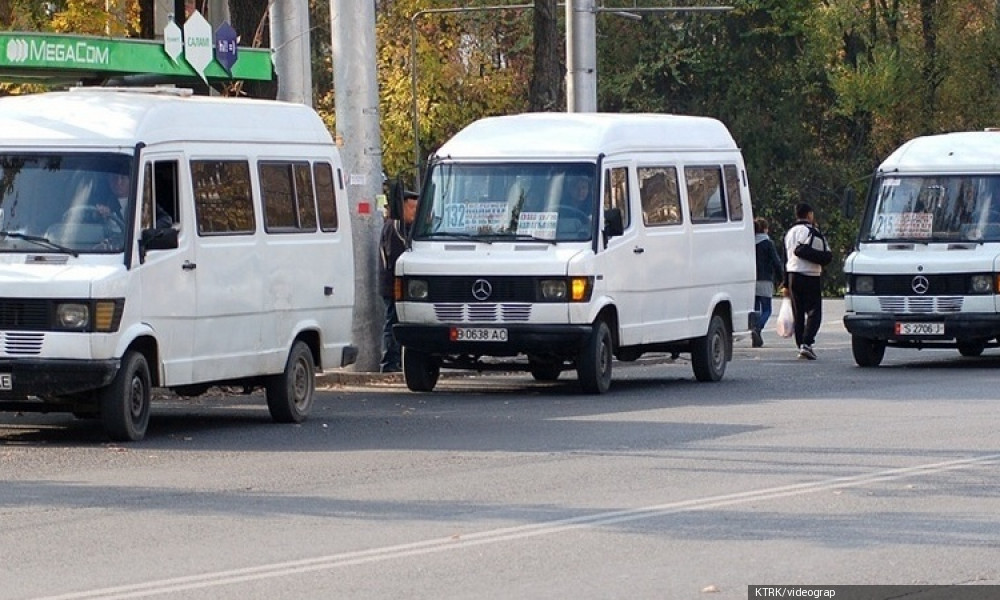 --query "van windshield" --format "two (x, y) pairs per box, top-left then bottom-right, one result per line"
(862, 175), (1000, 243)
(0, 153), (132, 254)
(413, 162), (597, 242)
